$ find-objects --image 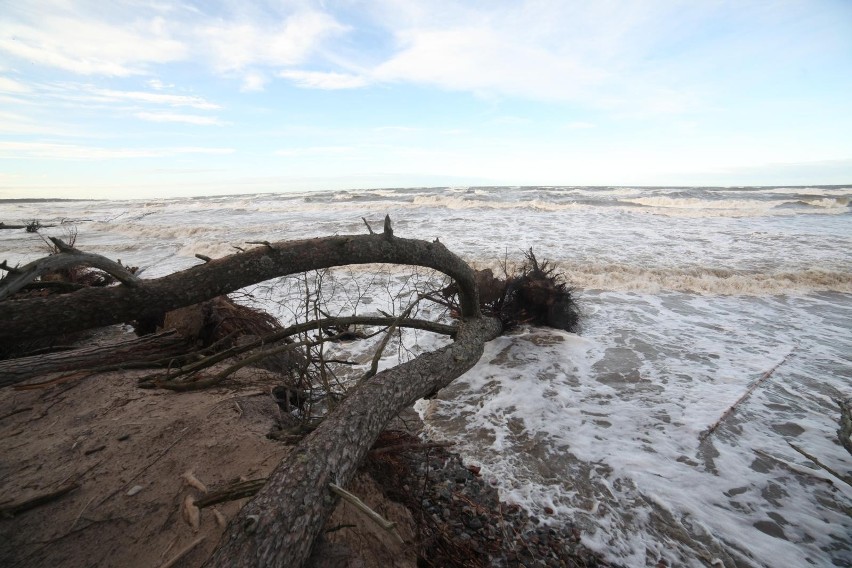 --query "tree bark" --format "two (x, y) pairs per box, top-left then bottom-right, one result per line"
(1, 228), (500, 567)
(0, 243), (140, 301)
(205, 316), (501, 568)
(0, 331), (190, 387)
(0, 233), (479, 342)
